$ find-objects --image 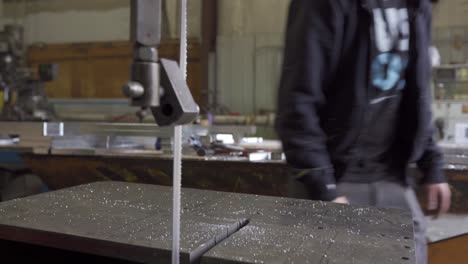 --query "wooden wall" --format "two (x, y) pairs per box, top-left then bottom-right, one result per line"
(27, 40), (202, 103)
